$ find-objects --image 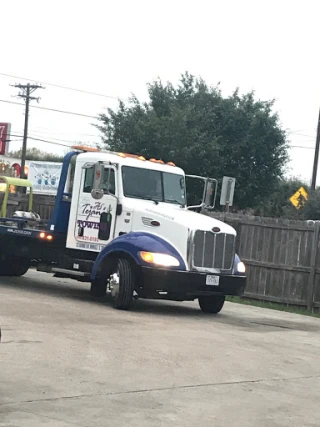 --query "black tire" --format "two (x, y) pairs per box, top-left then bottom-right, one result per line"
(0, 257), (30, 277)
(13, 263), (30, 277)
(90, 279), (107, 297)
(111, 258), (135, 310)
(198, 295), (225, 314)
